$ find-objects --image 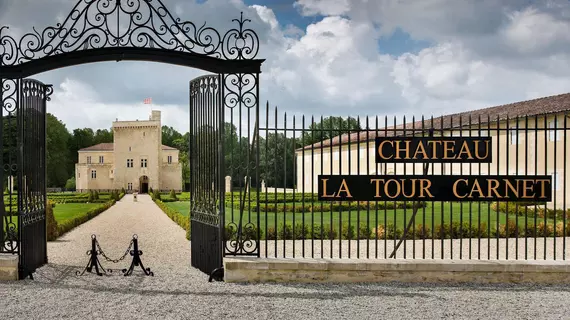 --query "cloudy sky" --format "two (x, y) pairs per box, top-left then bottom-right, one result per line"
(1, 0), (570, 133)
